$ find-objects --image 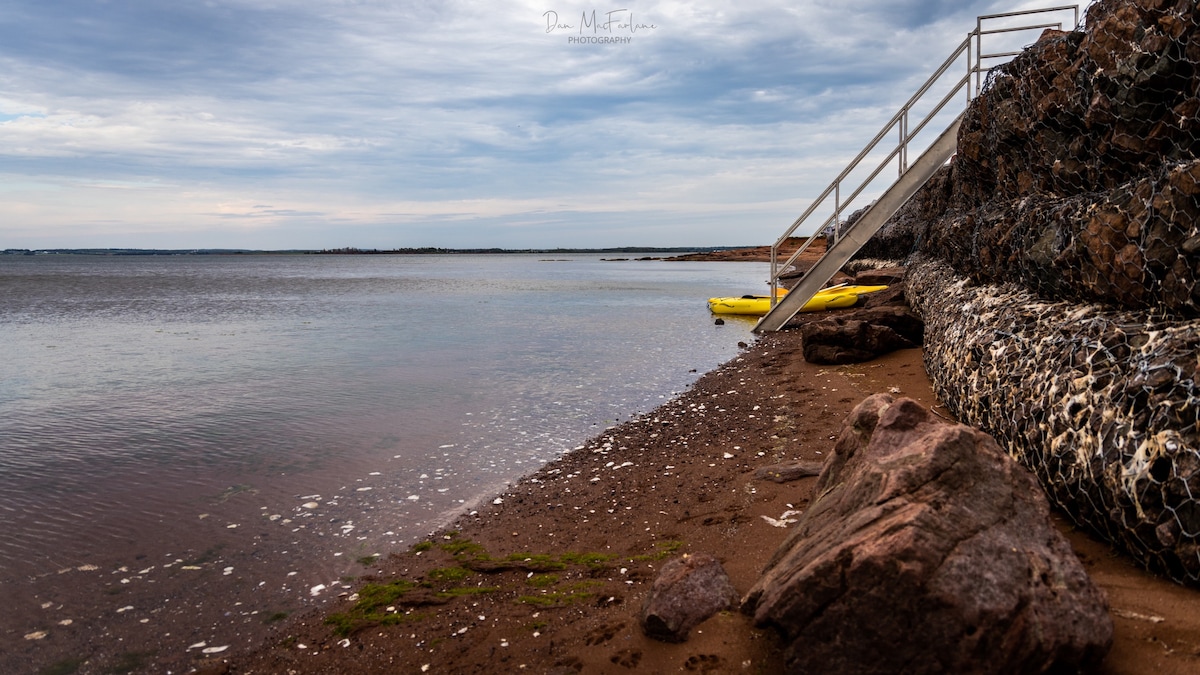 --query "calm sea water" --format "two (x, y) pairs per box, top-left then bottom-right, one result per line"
(0, 254), (765, 587)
